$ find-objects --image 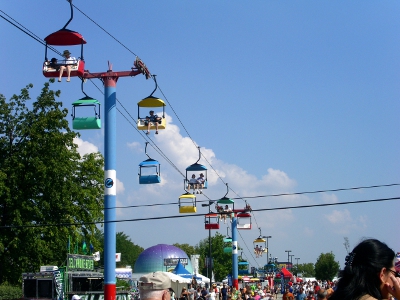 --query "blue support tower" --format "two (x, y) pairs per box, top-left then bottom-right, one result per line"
(83, 60), (150, 300)
(232, 216), (239, 290)
(104, 75), (117, 300)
